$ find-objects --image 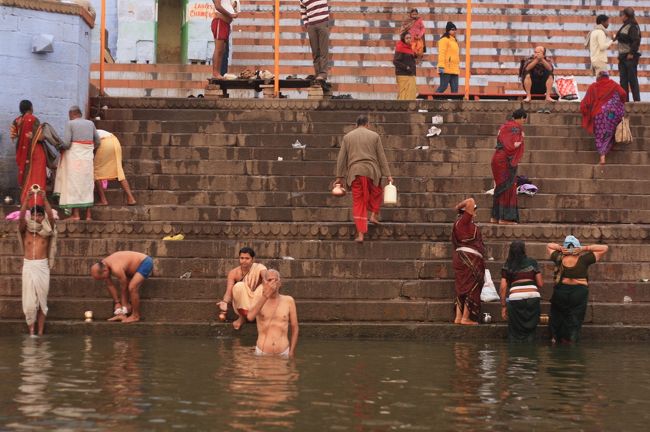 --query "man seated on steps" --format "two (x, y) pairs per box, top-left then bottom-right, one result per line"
(90, 251), (154, 323)
(520, 46), (555, 102)
(247, 269), (299, 359)
(216, 247), (267, 329)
